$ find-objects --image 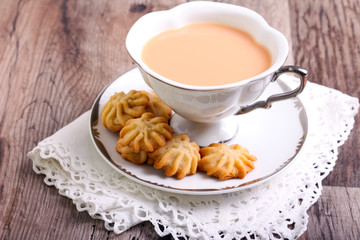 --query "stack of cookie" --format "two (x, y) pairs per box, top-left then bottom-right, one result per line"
(101, 90), (256, 180)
